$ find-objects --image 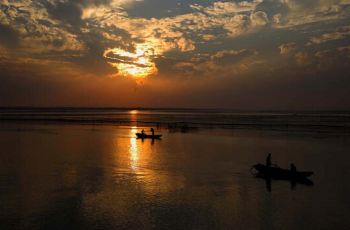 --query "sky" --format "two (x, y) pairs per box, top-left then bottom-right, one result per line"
(0, 0), (350, 109)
